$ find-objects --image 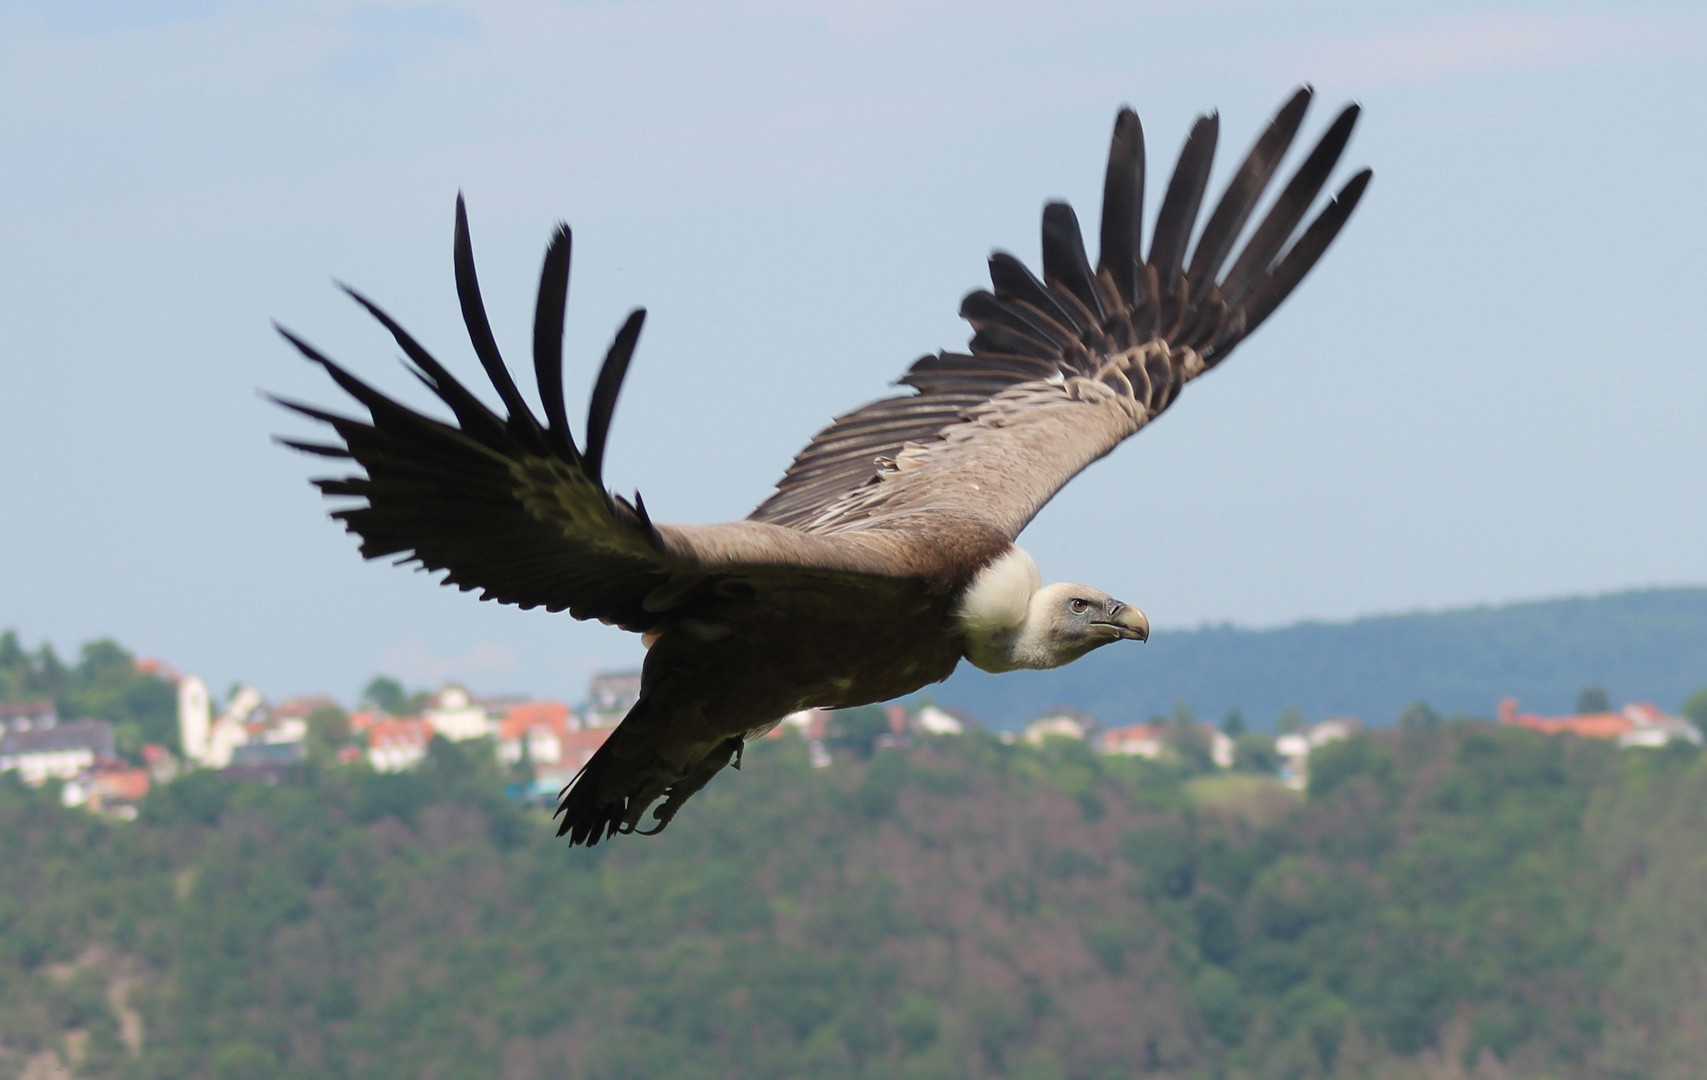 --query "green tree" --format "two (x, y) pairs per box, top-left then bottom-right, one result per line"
(304, 705), (352, 766)
(1222, 708), (1248, 738)
(1577, 685), (1612, 714)
(1276, 704), (1308, 735)
(1168, 702), (1215, 774)
(0, 630), (66, 702)
(362, 676), (407, 715)
(826, 706), (890, 760)
(1233, 733), (1281, 773)
(1398, 701), (1441, 730)
(1680, 688), (1707, 728)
